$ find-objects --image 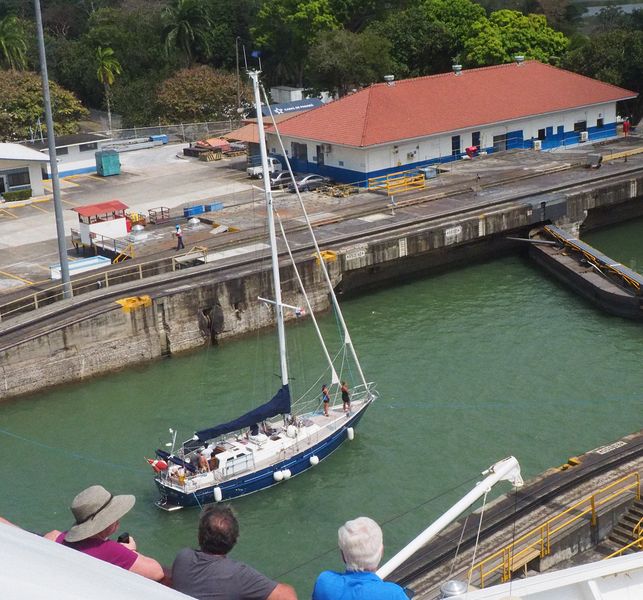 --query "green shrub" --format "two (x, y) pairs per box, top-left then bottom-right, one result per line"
(3, 188), (32, 202)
